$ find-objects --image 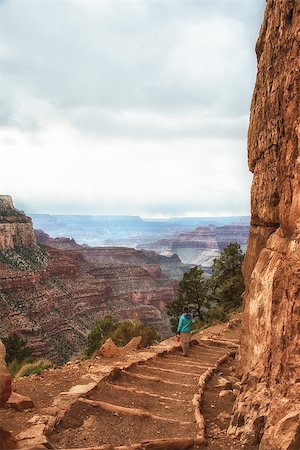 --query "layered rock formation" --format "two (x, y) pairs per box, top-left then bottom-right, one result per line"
(0, 208), (179, 363)
(231, 2), (300, 448)
(141, 224), (249, 268)
(35, 229), (189, 280)
(0, 196), (36, 250)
